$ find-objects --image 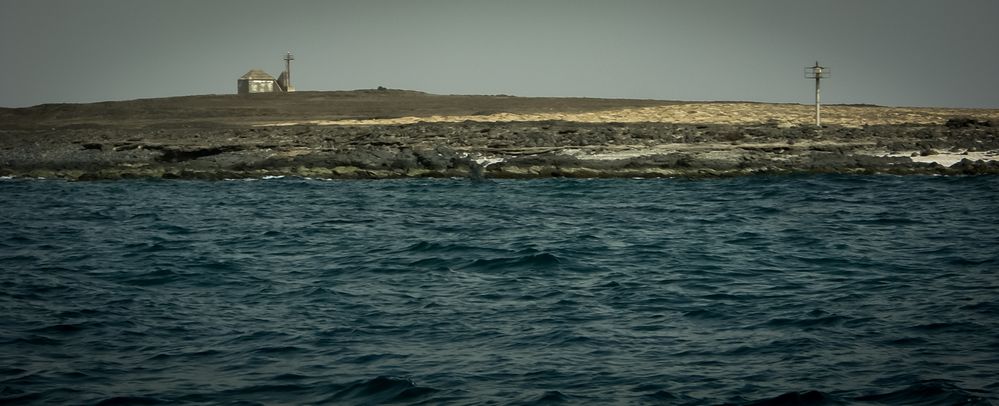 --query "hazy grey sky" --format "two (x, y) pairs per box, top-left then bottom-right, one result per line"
(2, 0), (998, 108)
